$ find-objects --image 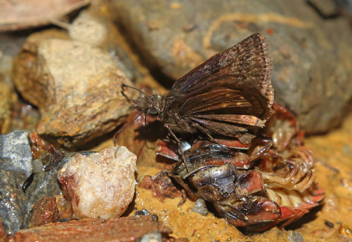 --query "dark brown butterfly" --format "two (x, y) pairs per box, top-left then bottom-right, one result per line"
(114, 33), (274, 145)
